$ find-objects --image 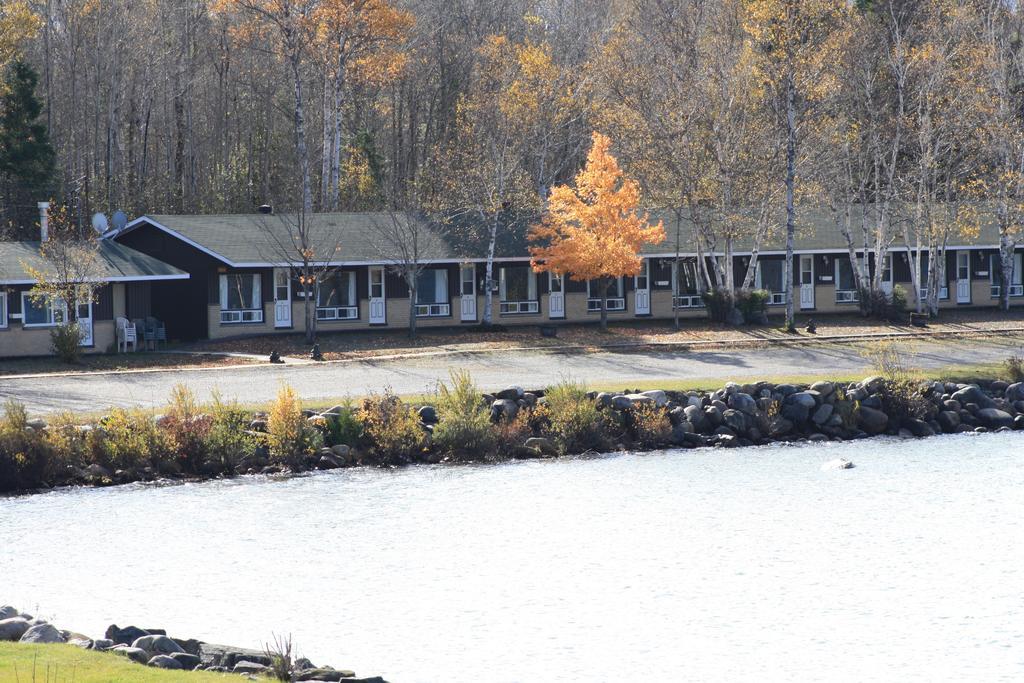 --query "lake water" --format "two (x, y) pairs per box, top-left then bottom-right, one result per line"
(2, 433), (1023, 682)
